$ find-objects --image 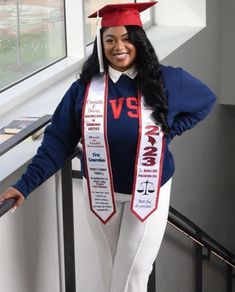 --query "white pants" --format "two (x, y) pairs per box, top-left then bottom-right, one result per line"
(82, 178), (172, 292)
